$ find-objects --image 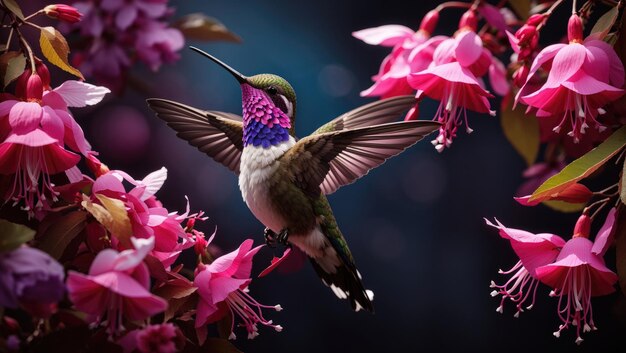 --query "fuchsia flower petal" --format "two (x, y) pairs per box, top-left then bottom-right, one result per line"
(352, 25), (414, 46)
(116, 6), (138, 30)
(543, 43), (587, 88)
(0, 100), (17, 117)
(208, 239), (255, 277)
(591, 208), (616, 257)
(258, 247), (293, 278)
(9, 102), (43, 134)
(584, 39), (625, 87)
(53, 80), (110, 107)
(454, 30), (483, 67)
(535, 238), (617, 296)
(209, 276), (249, 304)
(41, 107), (65, 142)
